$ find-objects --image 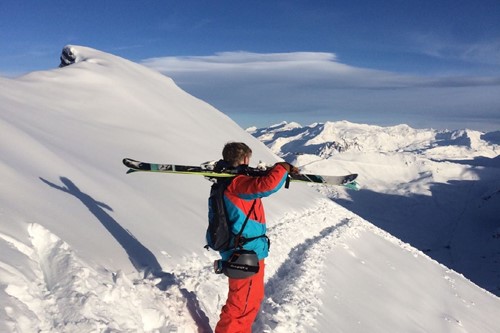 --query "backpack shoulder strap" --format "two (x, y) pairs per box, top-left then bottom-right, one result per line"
(234, 199), (257, 248)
